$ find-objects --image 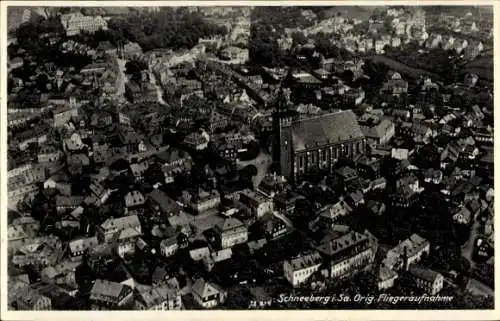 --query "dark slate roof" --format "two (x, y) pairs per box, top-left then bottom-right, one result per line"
(291, 110), (364, 152)
(409, 265), (442, 283)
